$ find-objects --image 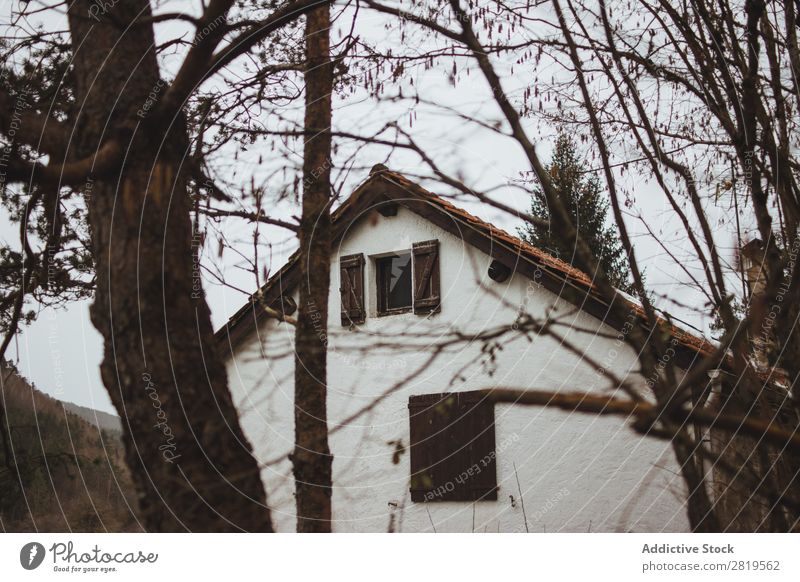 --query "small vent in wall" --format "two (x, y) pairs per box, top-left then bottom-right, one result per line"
(488, 260), (511, 282)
